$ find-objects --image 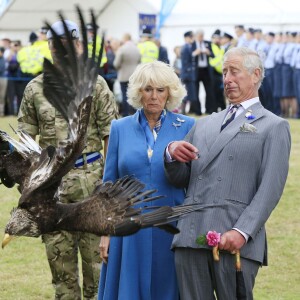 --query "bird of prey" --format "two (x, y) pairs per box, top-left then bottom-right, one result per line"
(1, 127), (212, 248)
(0, 7), (214, 249)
